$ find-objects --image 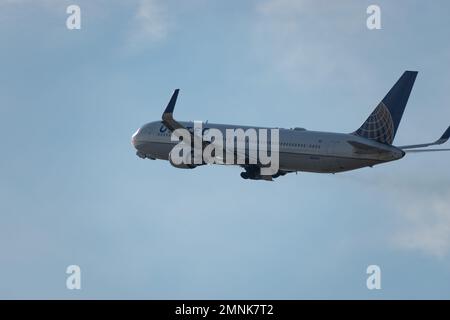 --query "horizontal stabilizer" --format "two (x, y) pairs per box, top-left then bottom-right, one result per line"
(398, 125), (450, 150)
(404, 148), (450, 153)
